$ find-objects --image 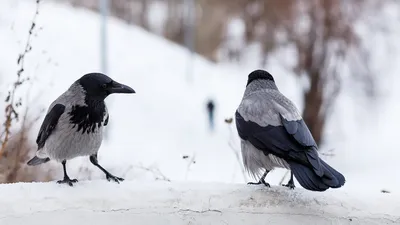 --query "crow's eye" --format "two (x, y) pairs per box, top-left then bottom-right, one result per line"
(101, 84), (107, 89)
